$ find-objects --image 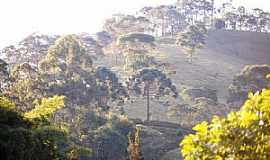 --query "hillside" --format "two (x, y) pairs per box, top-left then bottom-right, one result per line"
(2, 0), (270, 159)
(1, 30), (270, 160)
(159, 30), (270, 101)
(122, 30), (270, 160)
(206, 30), (270, 64)
(96, 30), (270, 106)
